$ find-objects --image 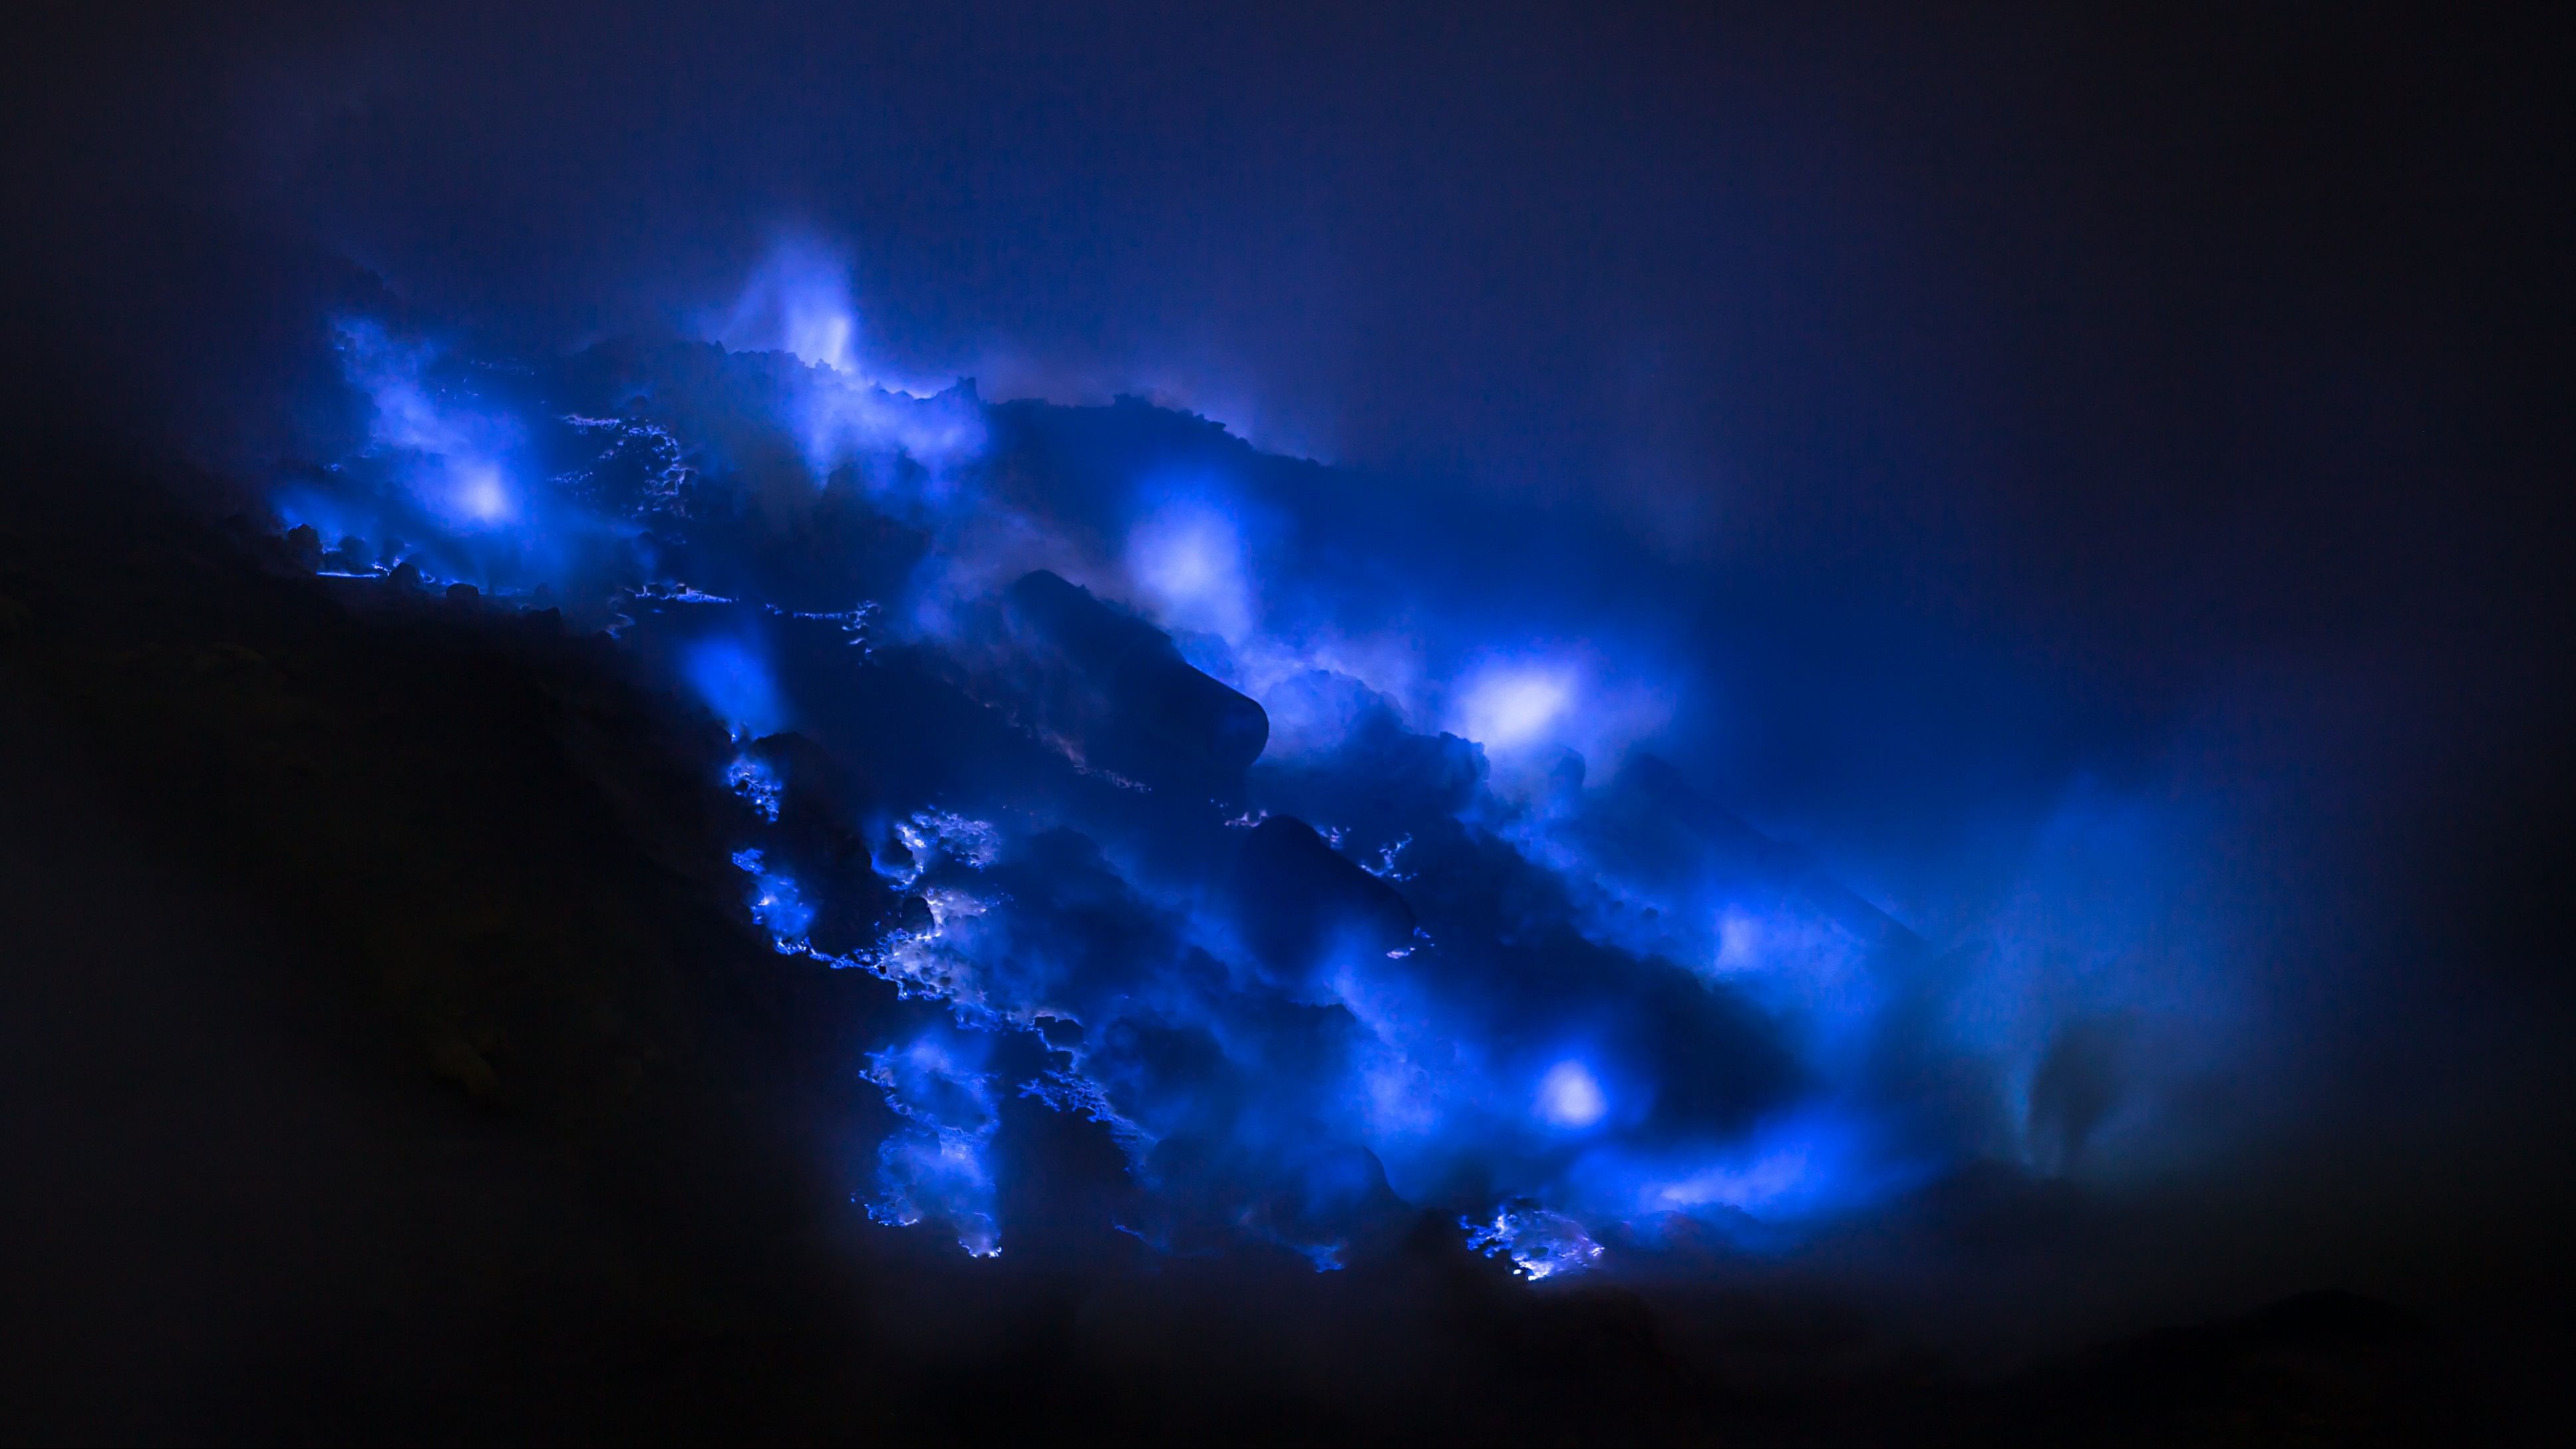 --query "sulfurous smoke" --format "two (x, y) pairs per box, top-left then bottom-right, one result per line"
(241, 243), (2298, 1287)
(7, 11), (2572, 1438)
